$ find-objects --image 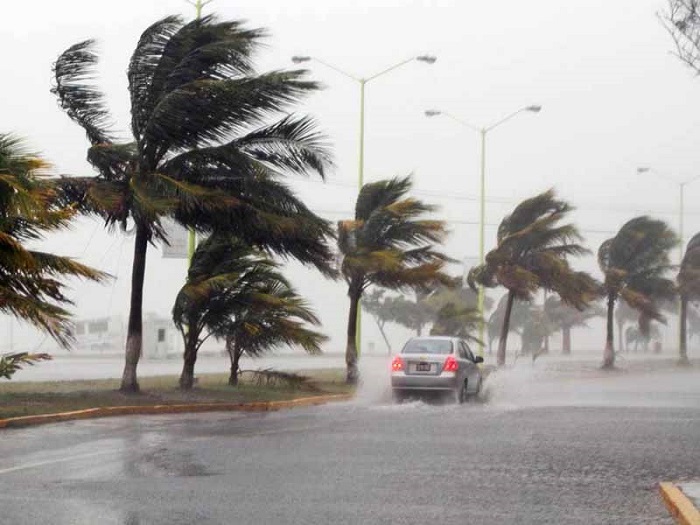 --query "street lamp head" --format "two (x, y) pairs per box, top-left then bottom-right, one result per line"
(637, 167), (651, 174)
(424, 109), (442, 117)
(416, 55), (437, 64)
(526, 105), (542, 113)
(291, 55), (312, 64)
